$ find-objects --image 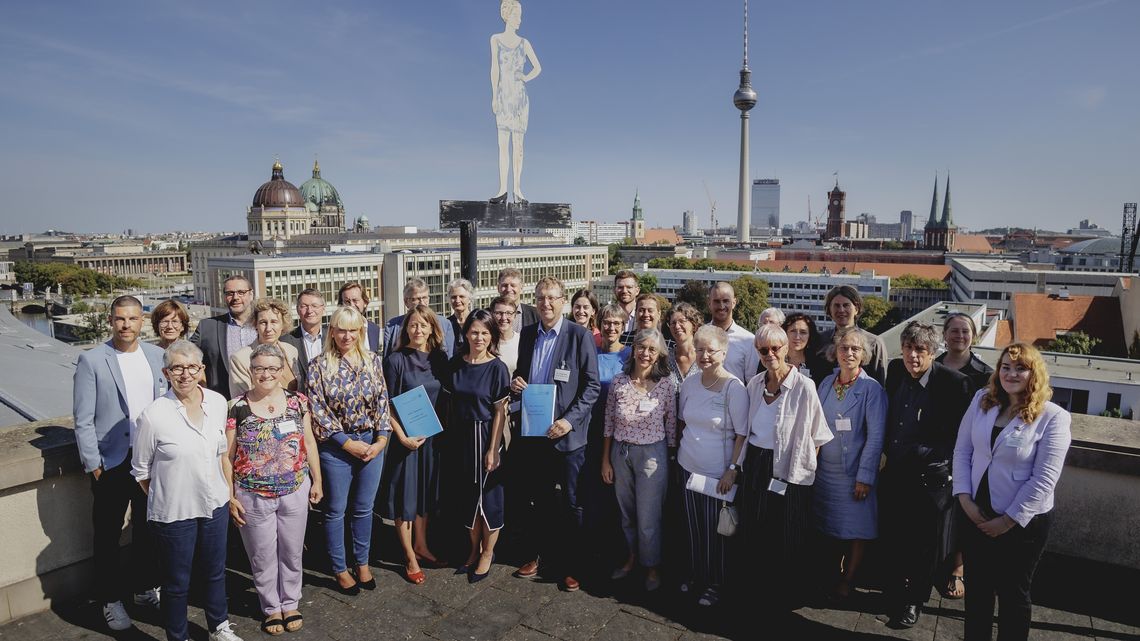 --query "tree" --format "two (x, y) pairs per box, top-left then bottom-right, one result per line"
(892, 274), (950, 290)
(74, 311), (107, 342)
(607, 243), (628, 274)
(637, 273), (658, 295)
(675, 280), (709, 318)
(732, 275), (769, 331)
(1129, 330), (1140, 360)
(1046, 331), (1101, 355)
(573, 236), (588, 245)
(858, 295), (894, 333)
